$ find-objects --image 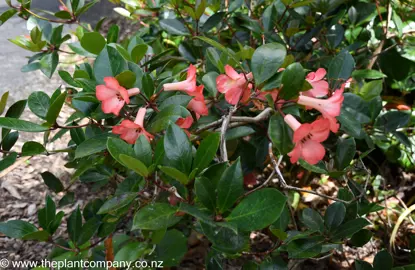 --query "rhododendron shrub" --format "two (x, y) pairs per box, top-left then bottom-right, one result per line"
(0, 0), (414, 268)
